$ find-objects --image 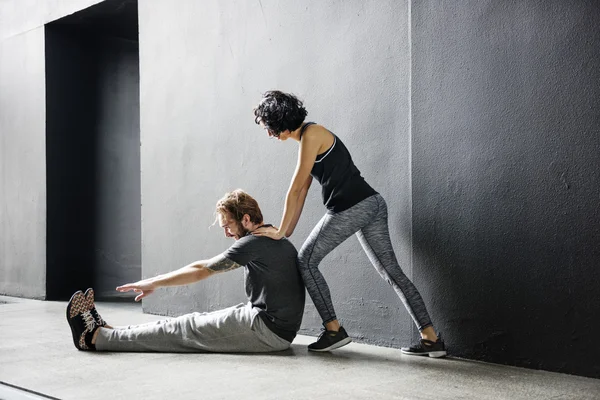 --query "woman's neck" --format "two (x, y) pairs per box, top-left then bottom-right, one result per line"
(290, 123), (305, 142)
